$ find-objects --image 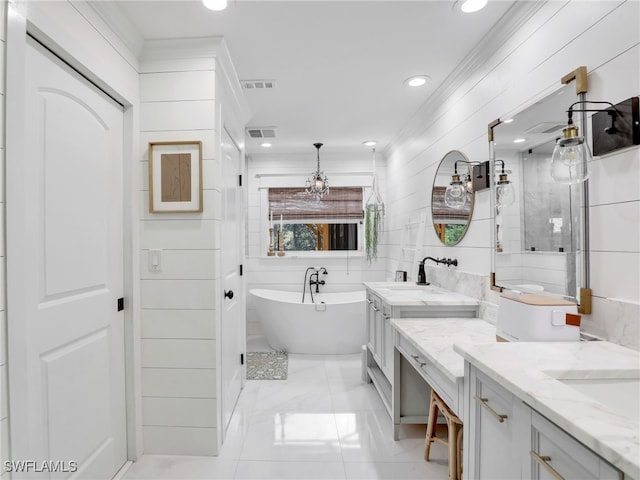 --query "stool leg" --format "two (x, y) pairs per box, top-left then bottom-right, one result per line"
(456, 426), (463, 480)
(448, 421), (458, 480)
(424, 391), (438, 461)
